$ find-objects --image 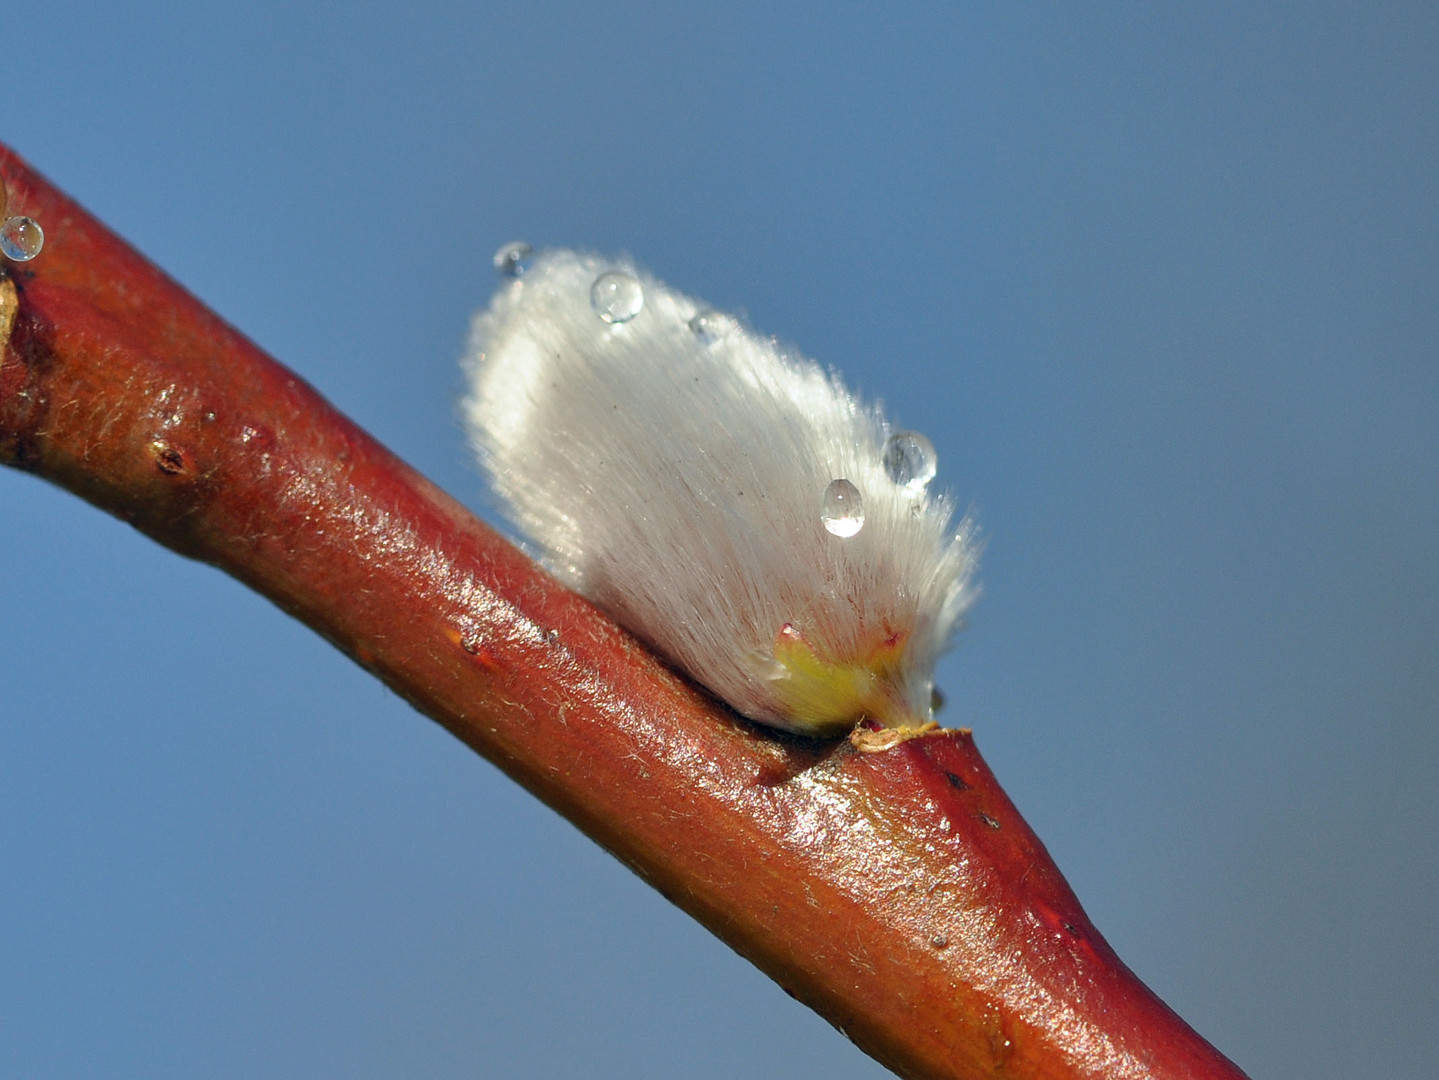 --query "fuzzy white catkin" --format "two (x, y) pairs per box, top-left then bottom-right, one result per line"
(462, 248), (977, 737)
